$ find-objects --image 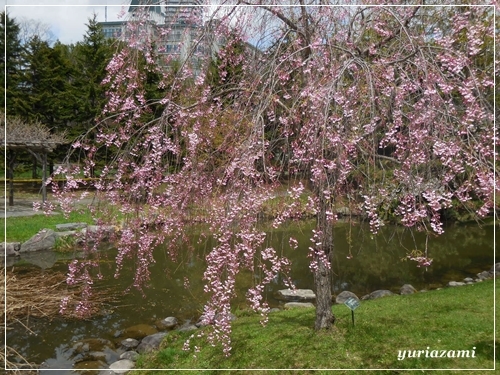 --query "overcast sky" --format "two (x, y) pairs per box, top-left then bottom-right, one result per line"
(3, 1), (130, 45)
